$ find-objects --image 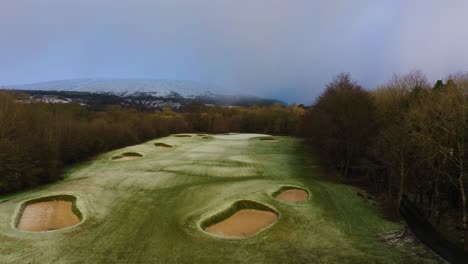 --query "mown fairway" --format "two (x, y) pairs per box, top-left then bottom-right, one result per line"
(0, 134), (438, 263)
